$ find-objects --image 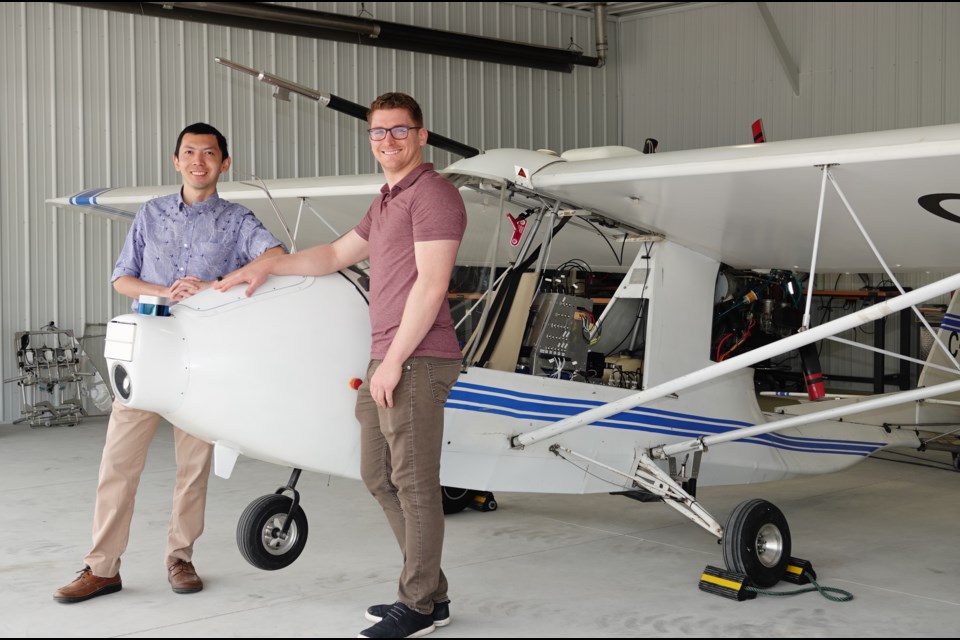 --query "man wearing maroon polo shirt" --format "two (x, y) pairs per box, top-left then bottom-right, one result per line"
(218, 92), (466, 638)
